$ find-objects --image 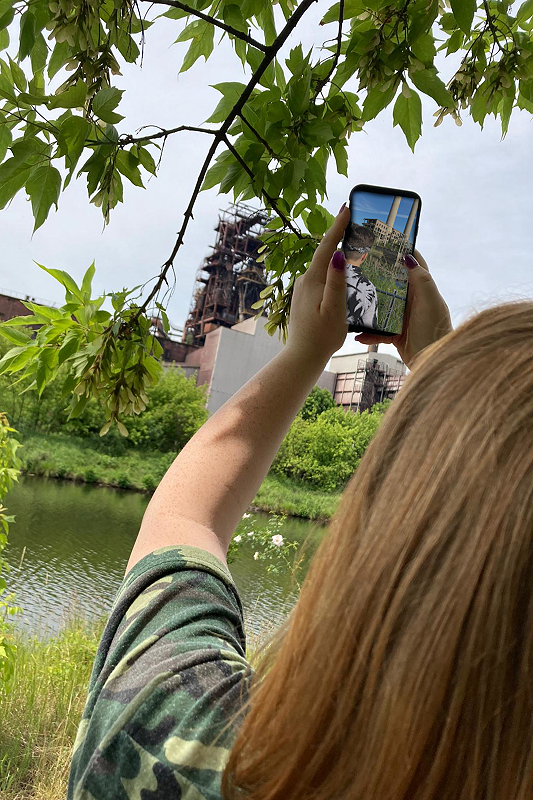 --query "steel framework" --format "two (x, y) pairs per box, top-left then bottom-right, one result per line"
(183, 203), (269, 345)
